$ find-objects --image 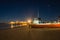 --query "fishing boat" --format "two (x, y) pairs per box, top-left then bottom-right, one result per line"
(30, 18), (60, 28)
